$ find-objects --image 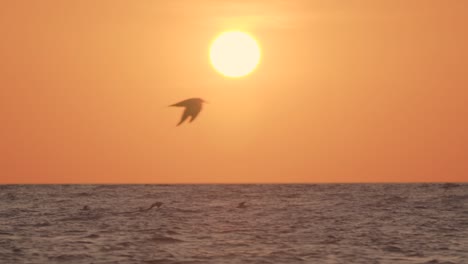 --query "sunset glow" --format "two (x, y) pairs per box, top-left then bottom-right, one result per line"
(0, 1), (467, 183)
(209, 31), (261, 78)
